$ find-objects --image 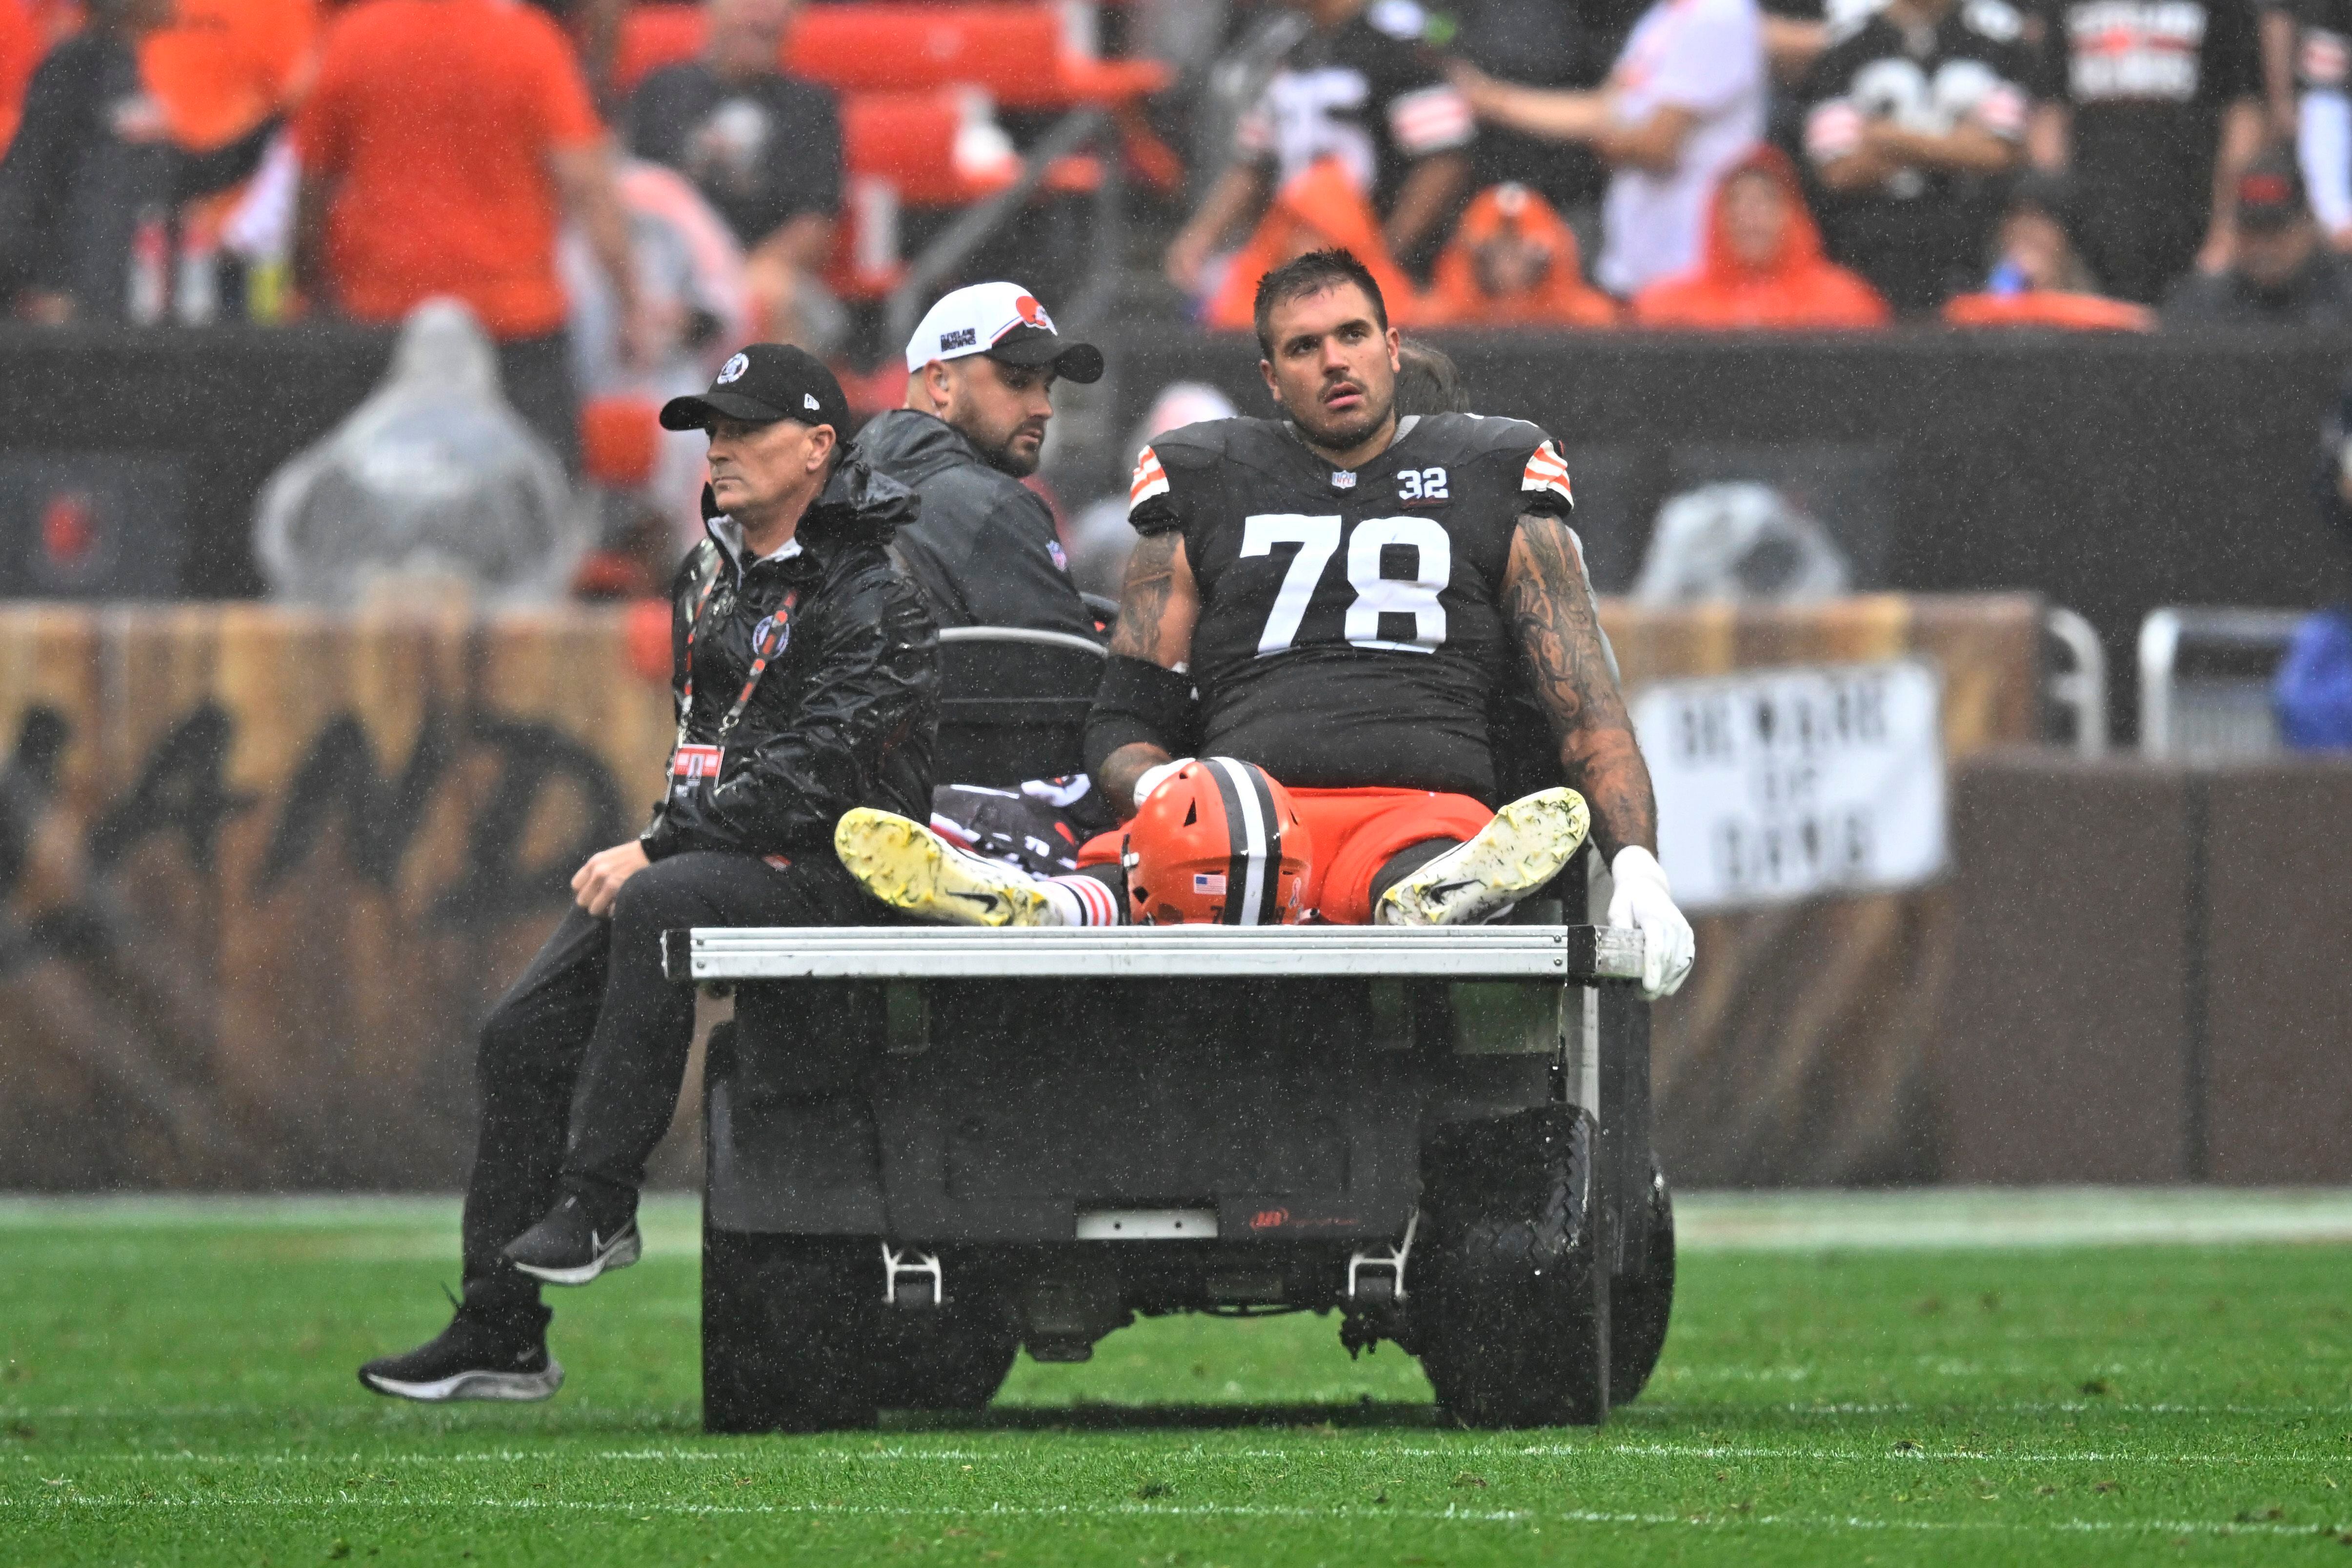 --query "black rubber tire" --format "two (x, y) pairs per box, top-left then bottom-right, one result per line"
(701, 1224), (881, 1434)
(1608, 1165), (1676, 1407)
(869, 1302), (1021, 1412)
(1416, 1106), (1607, 1428)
